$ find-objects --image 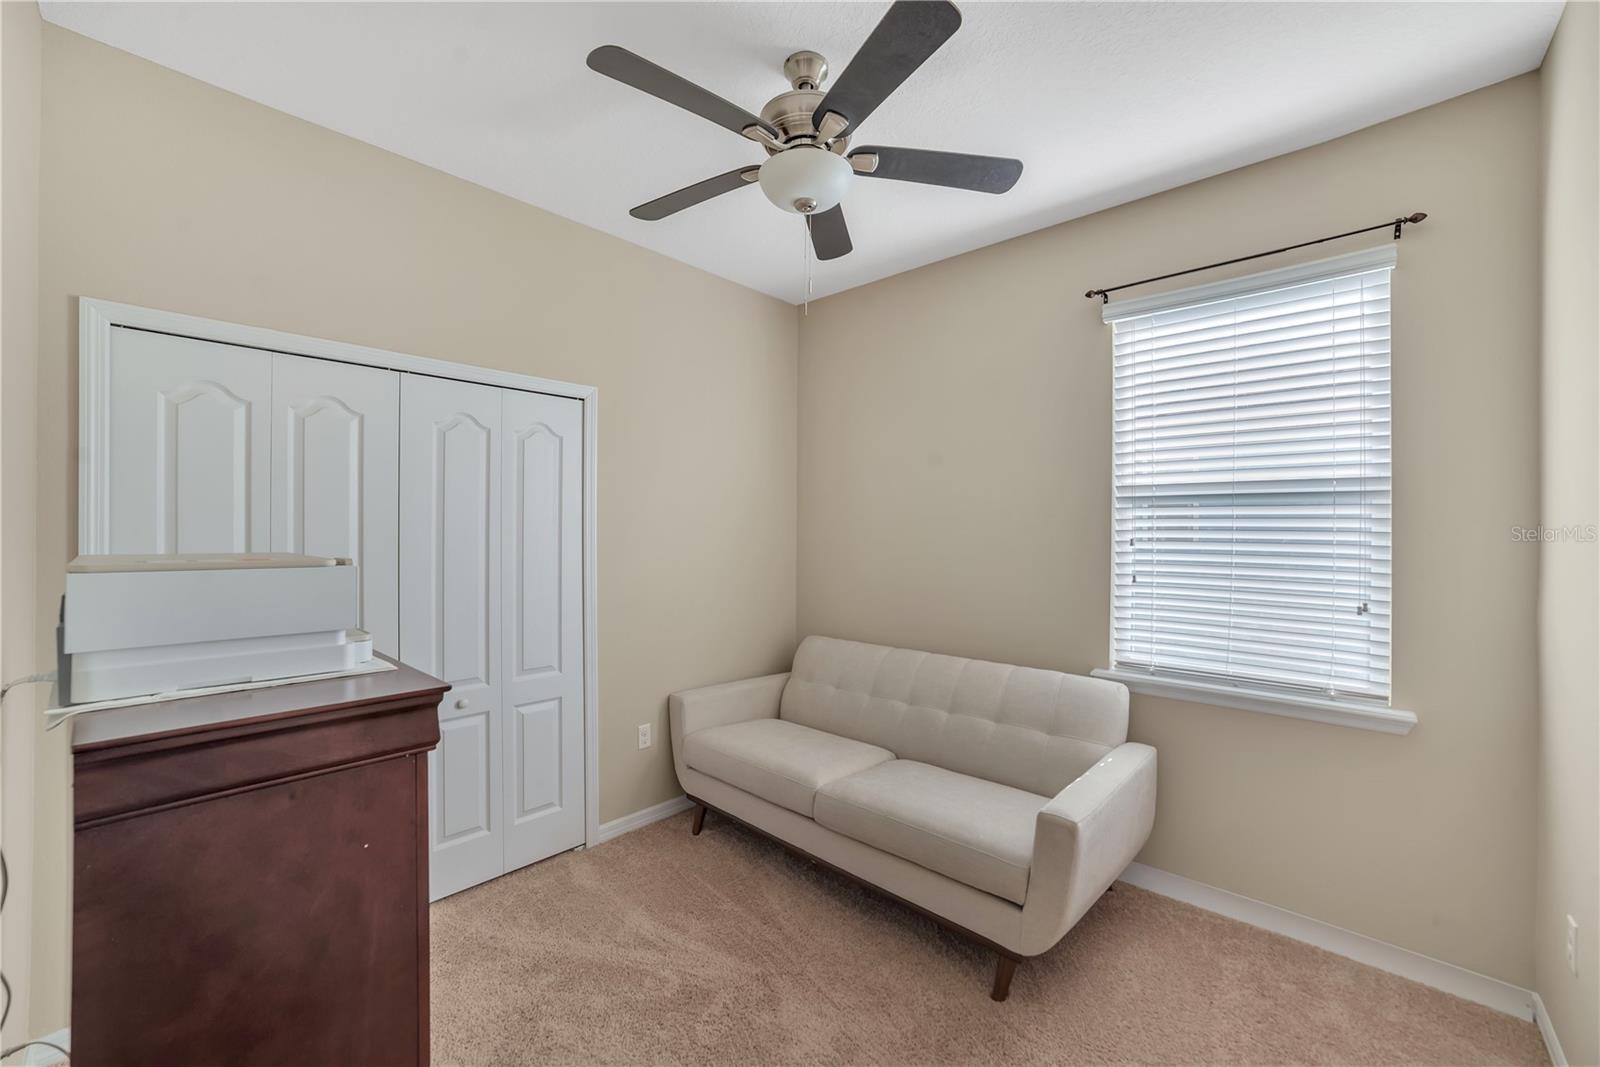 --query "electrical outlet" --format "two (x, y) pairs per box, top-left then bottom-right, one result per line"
(1566, 915), (1579, 975)
(637, 723), (652, 750)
